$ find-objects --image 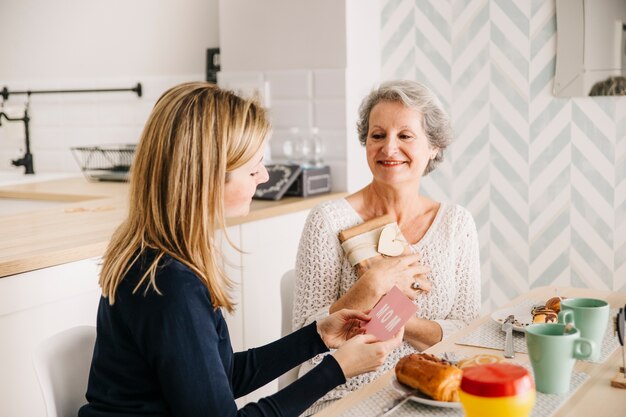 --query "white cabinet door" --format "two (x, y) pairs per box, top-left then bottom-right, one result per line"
(219, 225), (244, 353)
(238, 209), (309, 402)
(218, 225), (249, 408)
(0, 257), (101, 417)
